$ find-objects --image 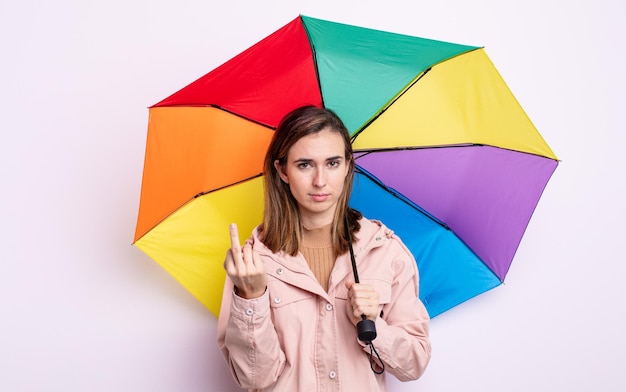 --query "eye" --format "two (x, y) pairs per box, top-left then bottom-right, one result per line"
(328, 160), (341, 168)
(297, 162), (310, 169)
